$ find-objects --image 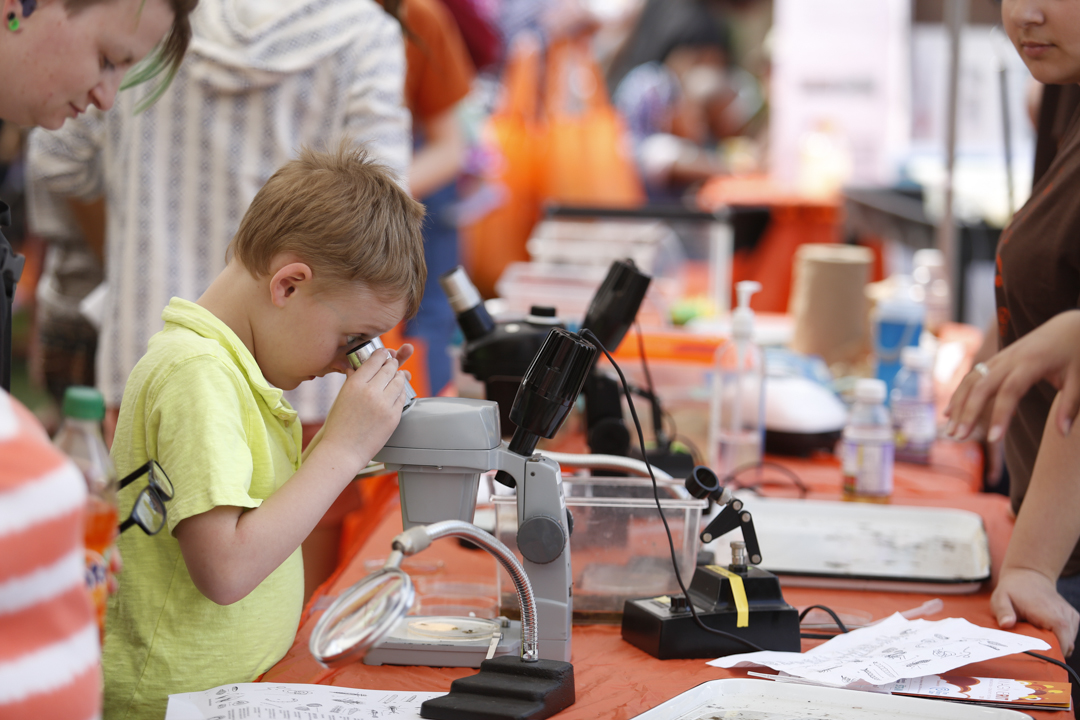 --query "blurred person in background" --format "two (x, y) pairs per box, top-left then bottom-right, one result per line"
(387, 0), (476, 395)
(26, 183), (103, 430)
(611, 0), (763, 202)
